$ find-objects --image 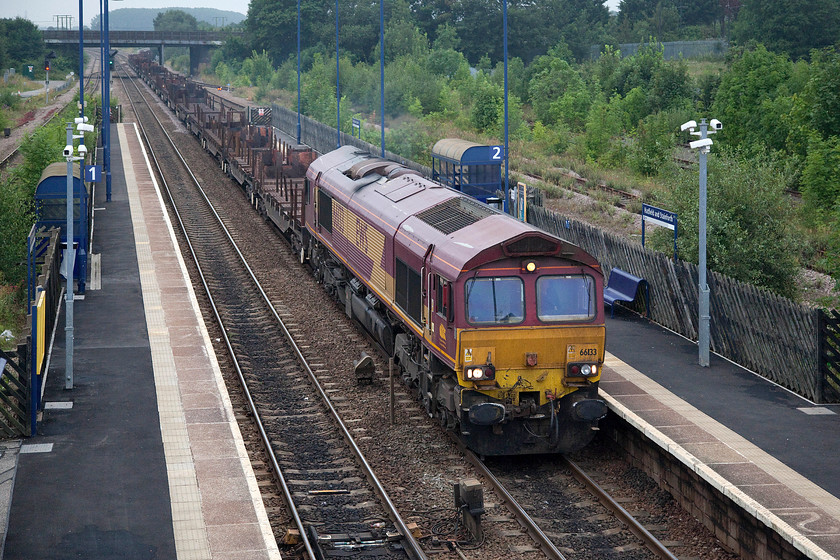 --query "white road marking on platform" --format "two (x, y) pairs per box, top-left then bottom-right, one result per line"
(797, 407), (836, 415)
(20, 443), (53, 454)
(44, 402), (73, 410)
